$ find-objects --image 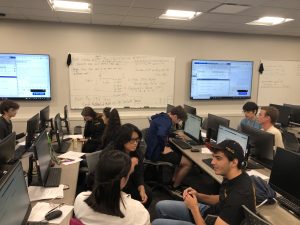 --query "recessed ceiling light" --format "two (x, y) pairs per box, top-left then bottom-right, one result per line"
(48, 0), (91, 13)
(159, 9), (201, 21)
(247, 16), (294, 26)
